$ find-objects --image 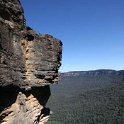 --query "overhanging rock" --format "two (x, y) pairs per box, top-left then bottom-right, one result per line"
(0, 0), (62, 123)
